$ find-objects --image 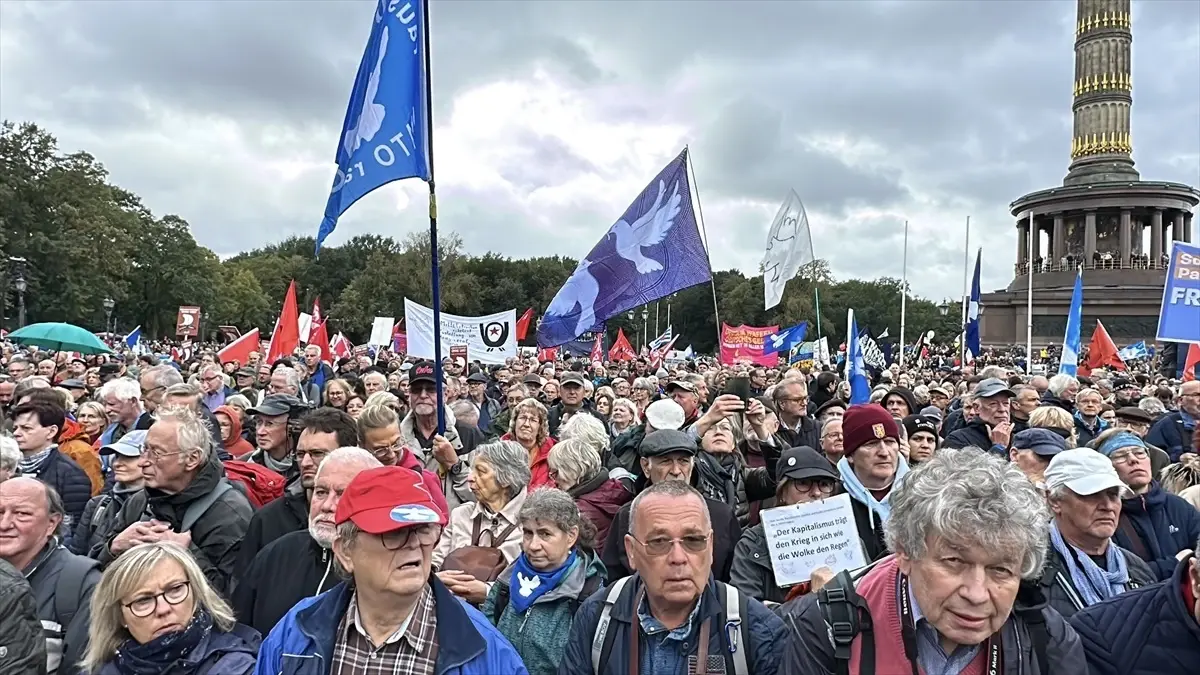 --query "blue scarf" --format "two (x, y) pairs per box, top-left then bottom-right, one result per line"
(1049, 521), (1129, 607)
(837, 454), (910, 530)
(508, 549), (578, 614)
(114, 608), (212, 675)
(1074, 410), (1108, 435)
